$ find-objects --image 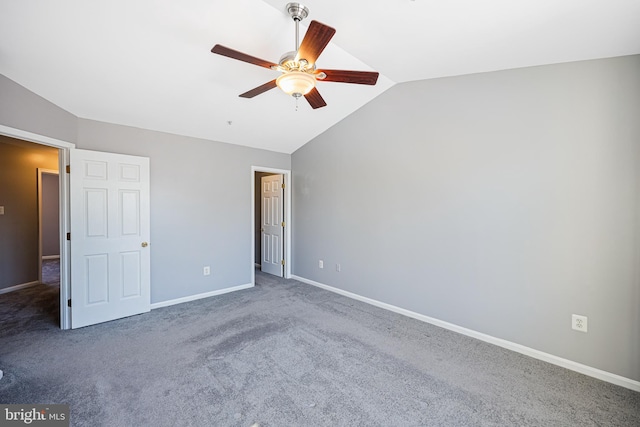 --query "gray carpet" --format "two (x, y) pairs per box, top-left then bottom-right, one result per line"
(0, 267), (638, 426)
